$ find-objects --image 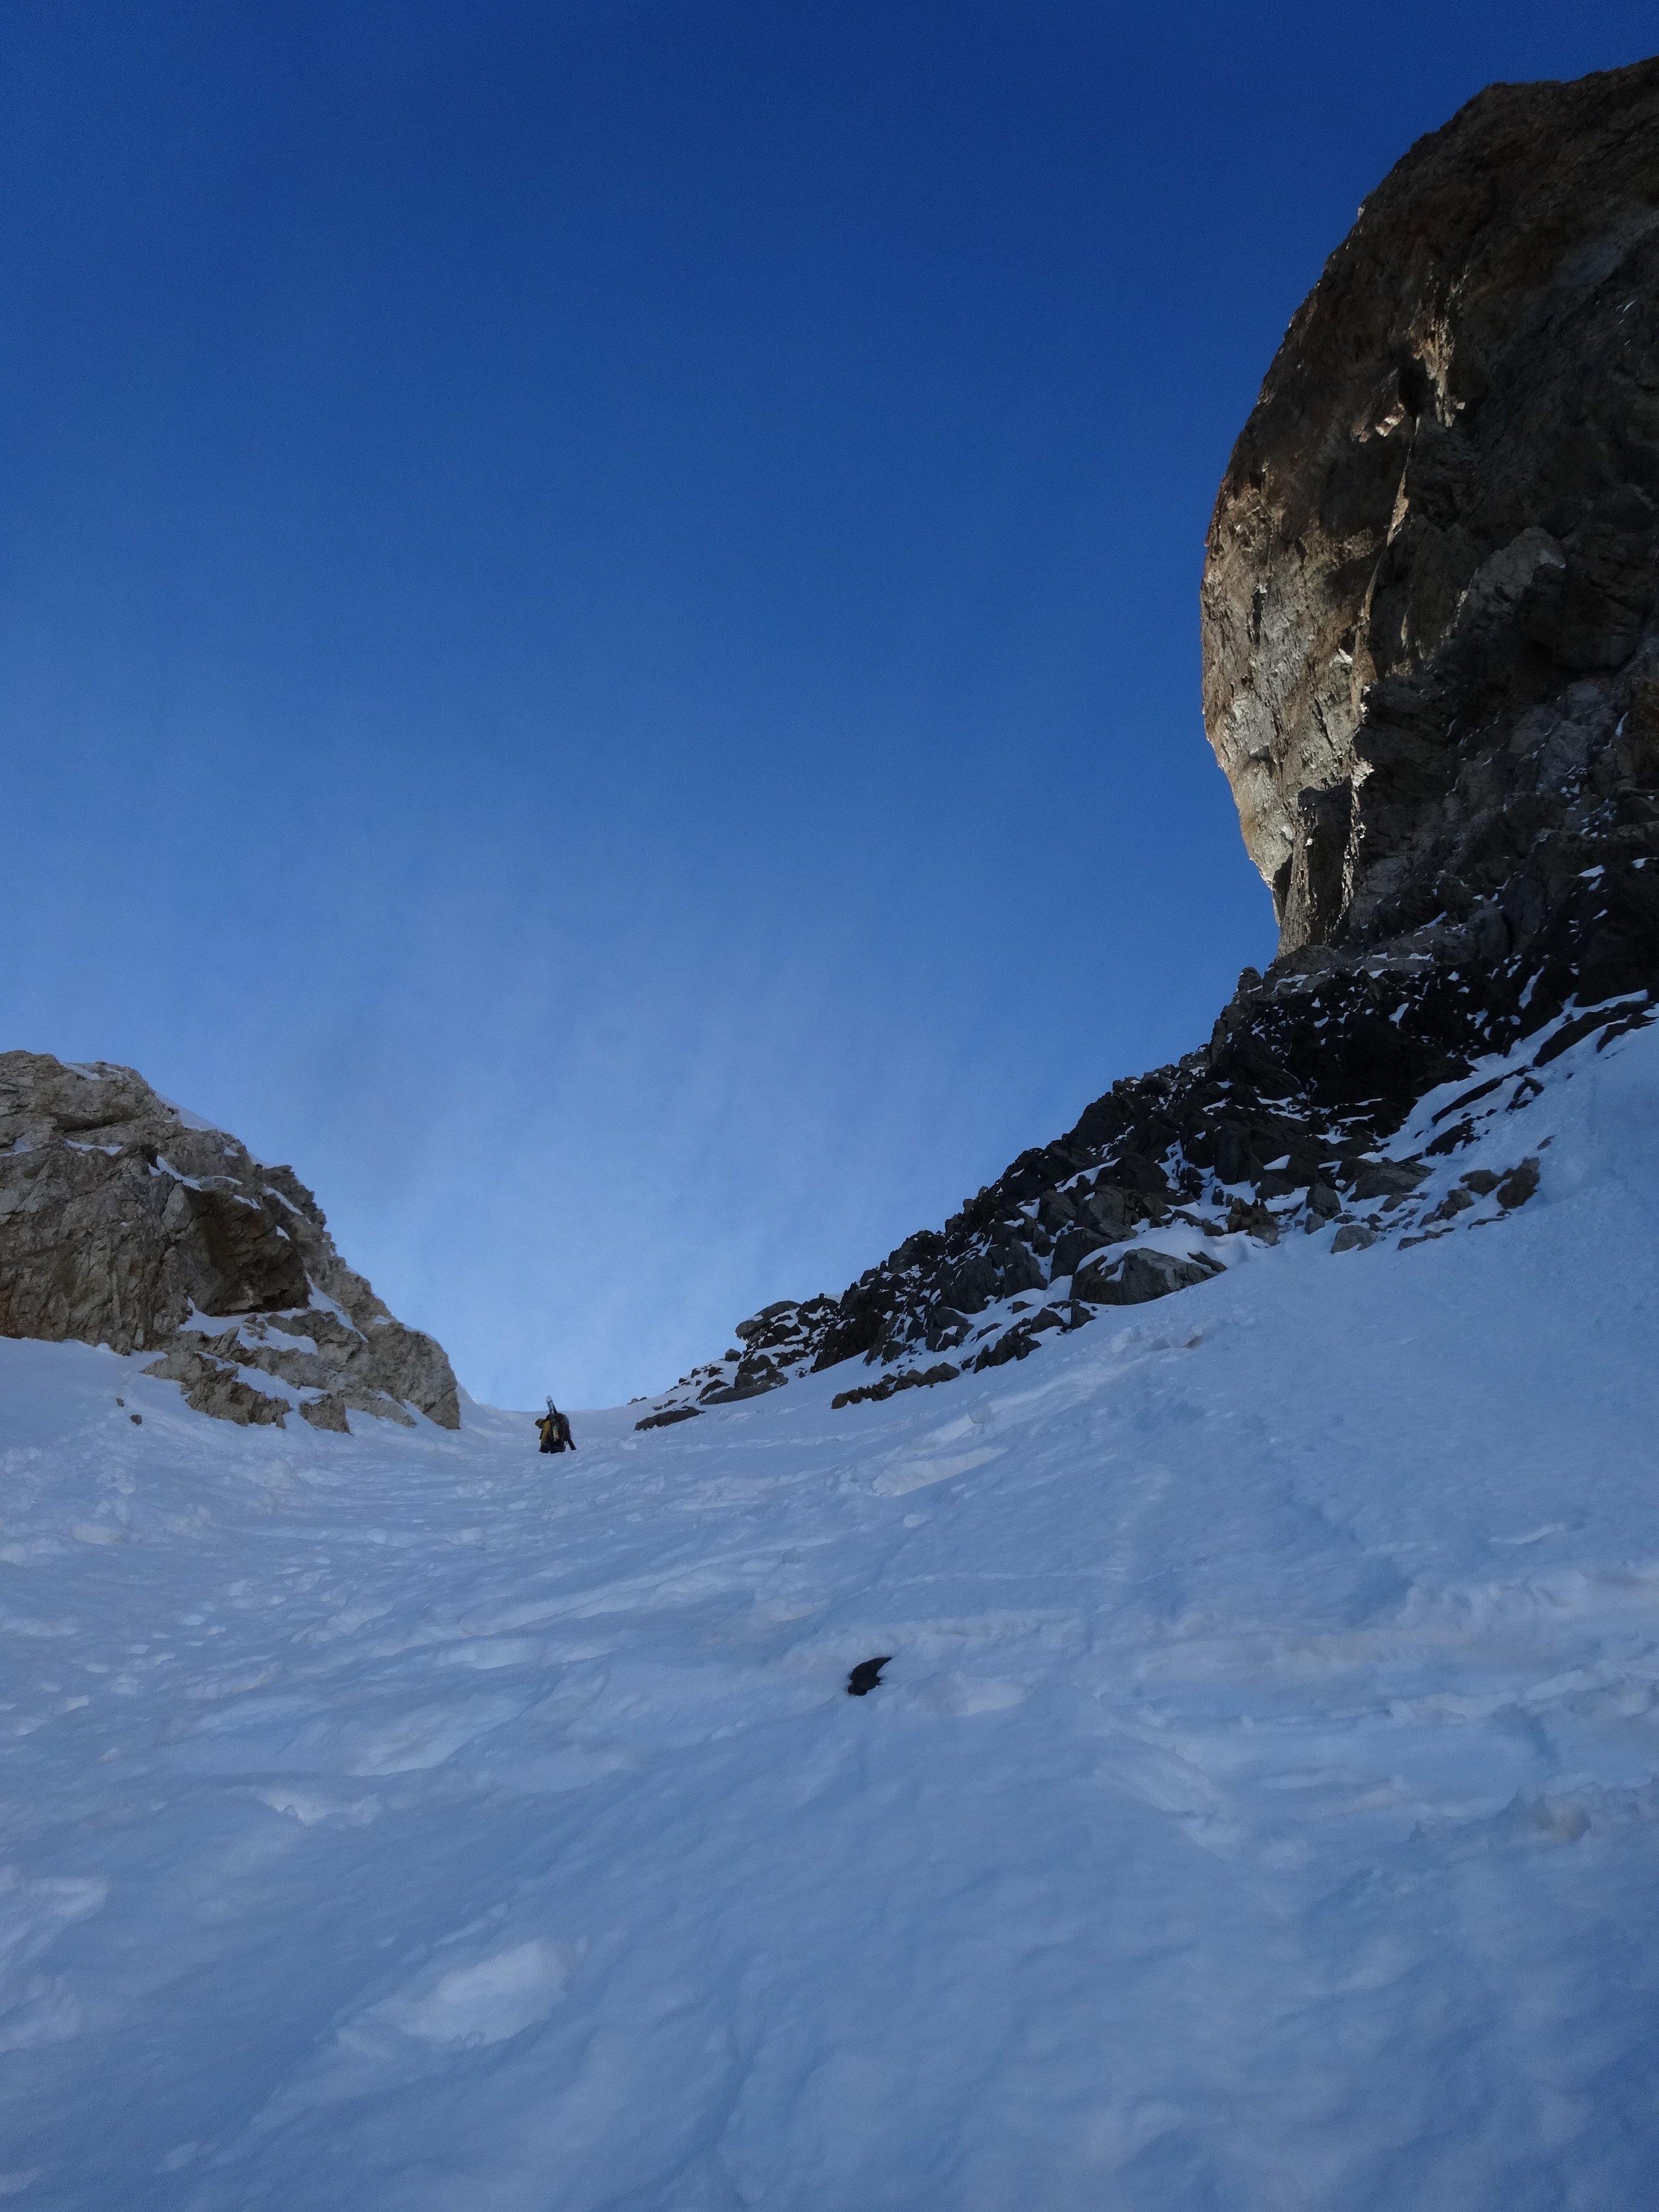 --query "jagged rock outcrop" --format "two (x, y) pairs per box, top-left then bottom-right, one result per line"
(632, 59), (1659, 1427)
(1204, 56), (1659, 957)
(0, 1053), (459, 1431)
